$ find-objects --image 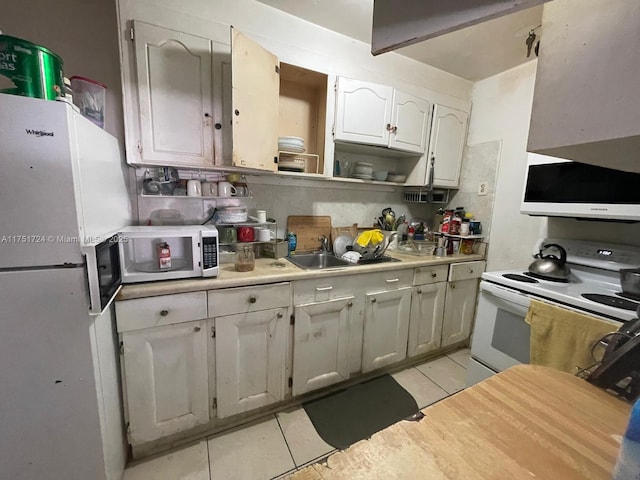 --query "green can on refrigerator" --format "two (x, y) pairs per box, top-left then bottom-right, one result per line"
(0, 34), (65, 100)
